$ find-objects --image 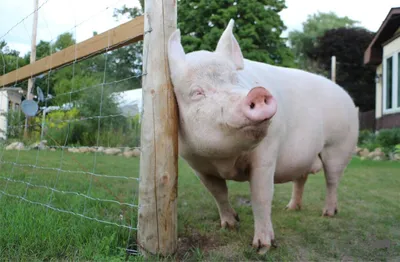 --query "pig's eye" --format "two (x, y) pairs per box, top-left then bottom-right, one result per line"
(189, 87), (205, 100)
